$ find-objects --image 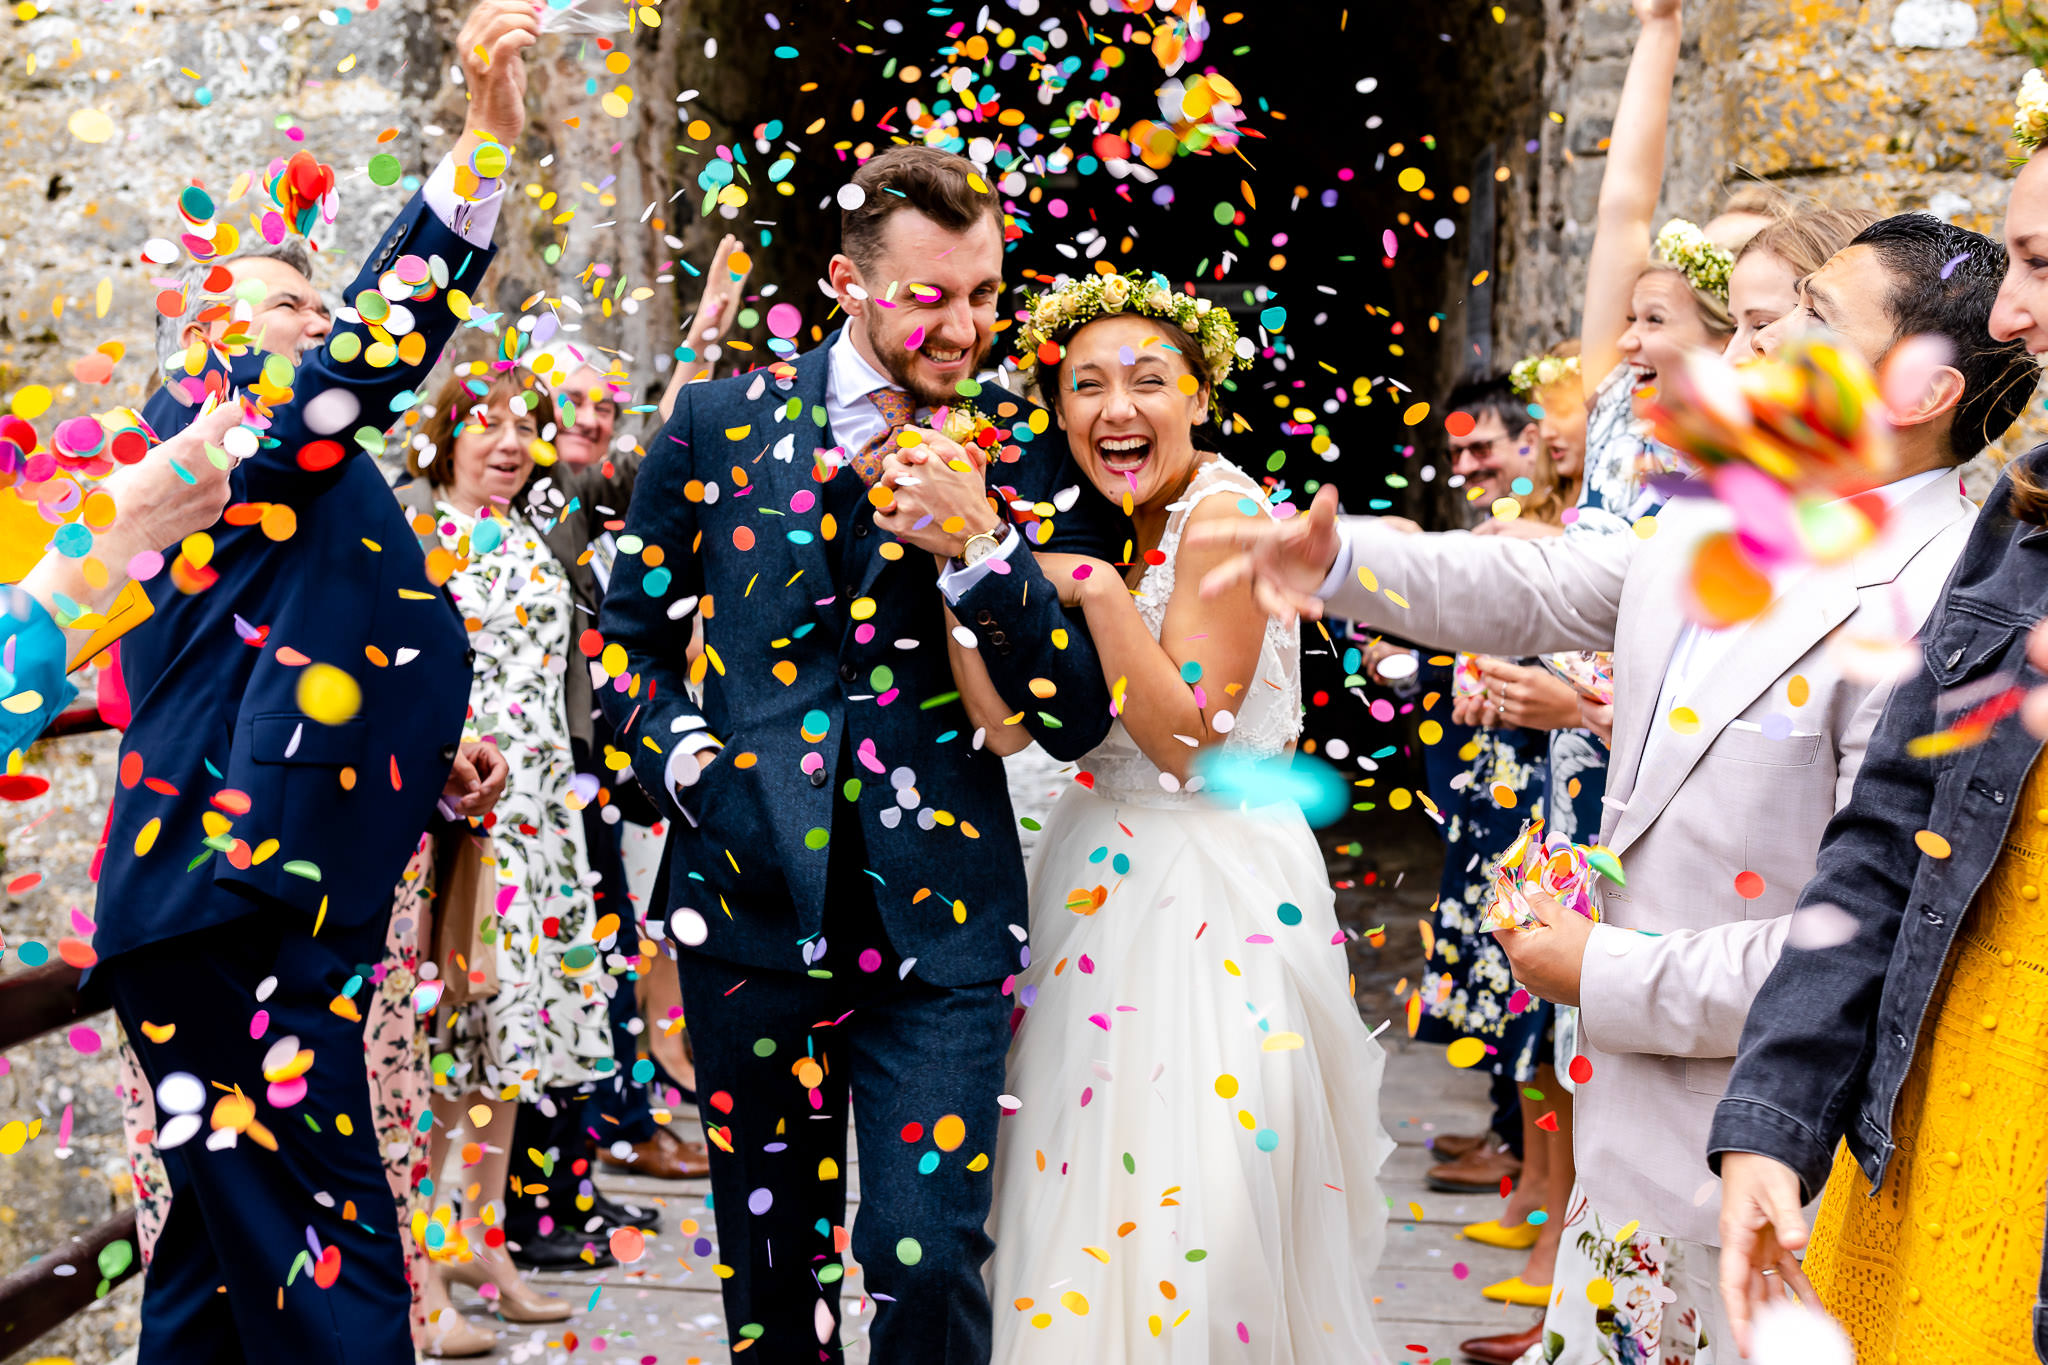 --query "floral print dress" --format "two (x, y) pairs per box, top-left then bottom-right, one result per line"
(1415, 658), (1551, 1083)
(430, 502), (612, 1102)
